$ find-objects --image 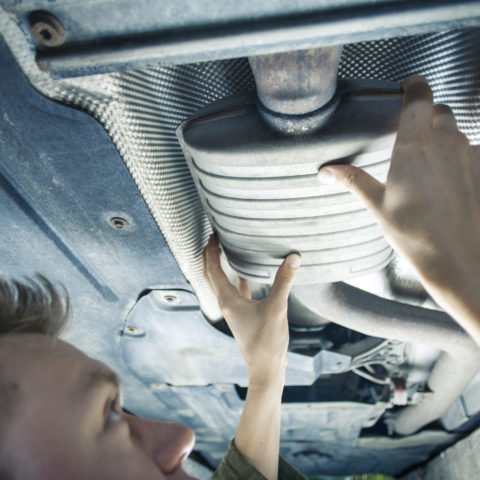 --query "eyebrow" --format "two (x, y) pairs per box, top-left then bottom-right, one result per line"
(78, 367), (120, 400)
